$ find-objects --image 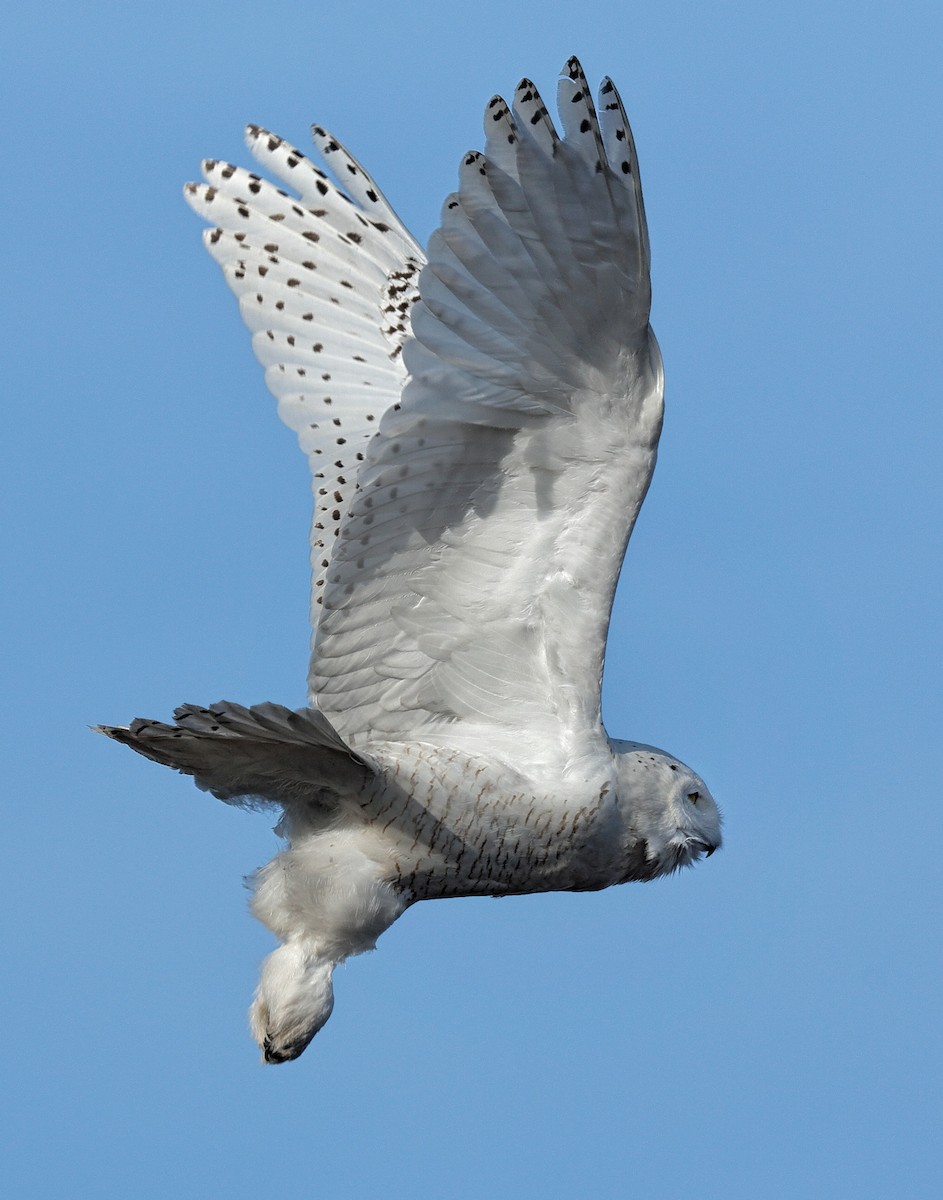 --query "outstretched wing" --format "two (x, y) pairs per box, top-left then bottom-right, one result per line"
(314, 61), (664, 770)
(184, 125), (423, 601)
